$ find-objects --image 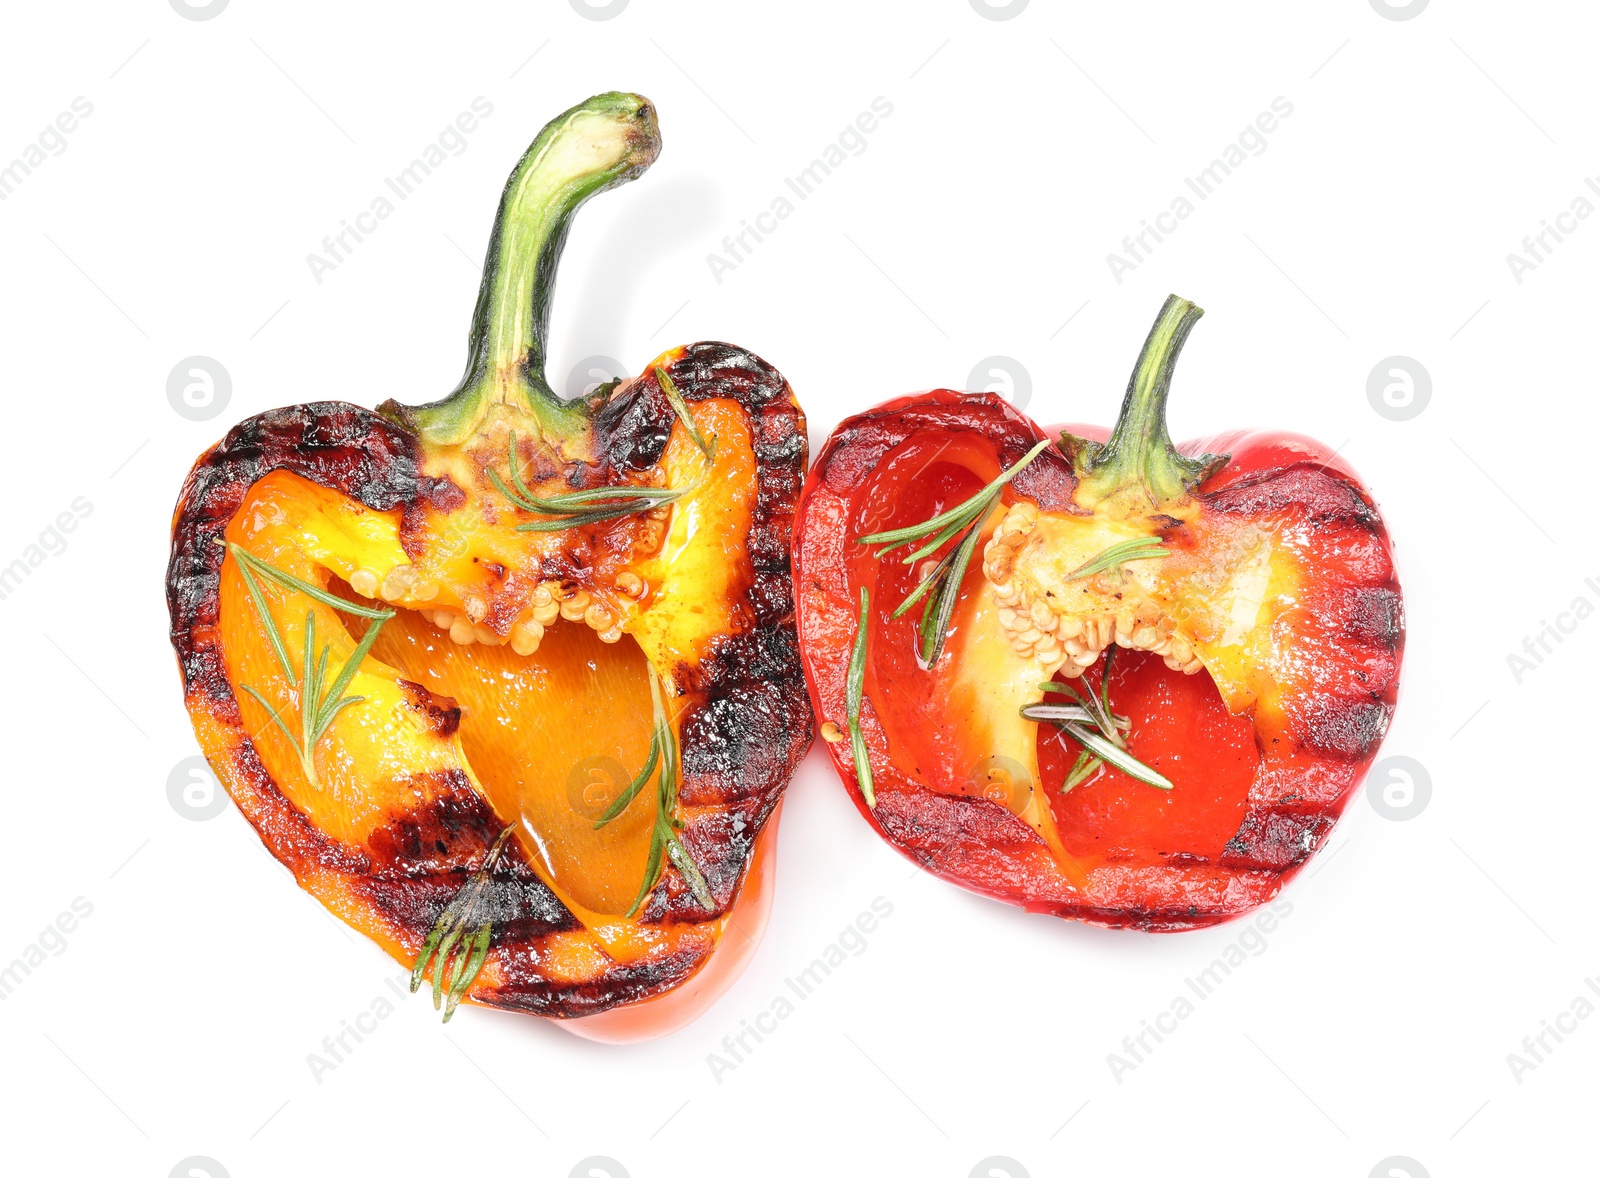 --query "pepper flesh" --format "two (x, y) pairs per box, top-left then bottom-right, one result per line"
(167, 93), (812, 1030)
(793, 297), (1403, 929)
